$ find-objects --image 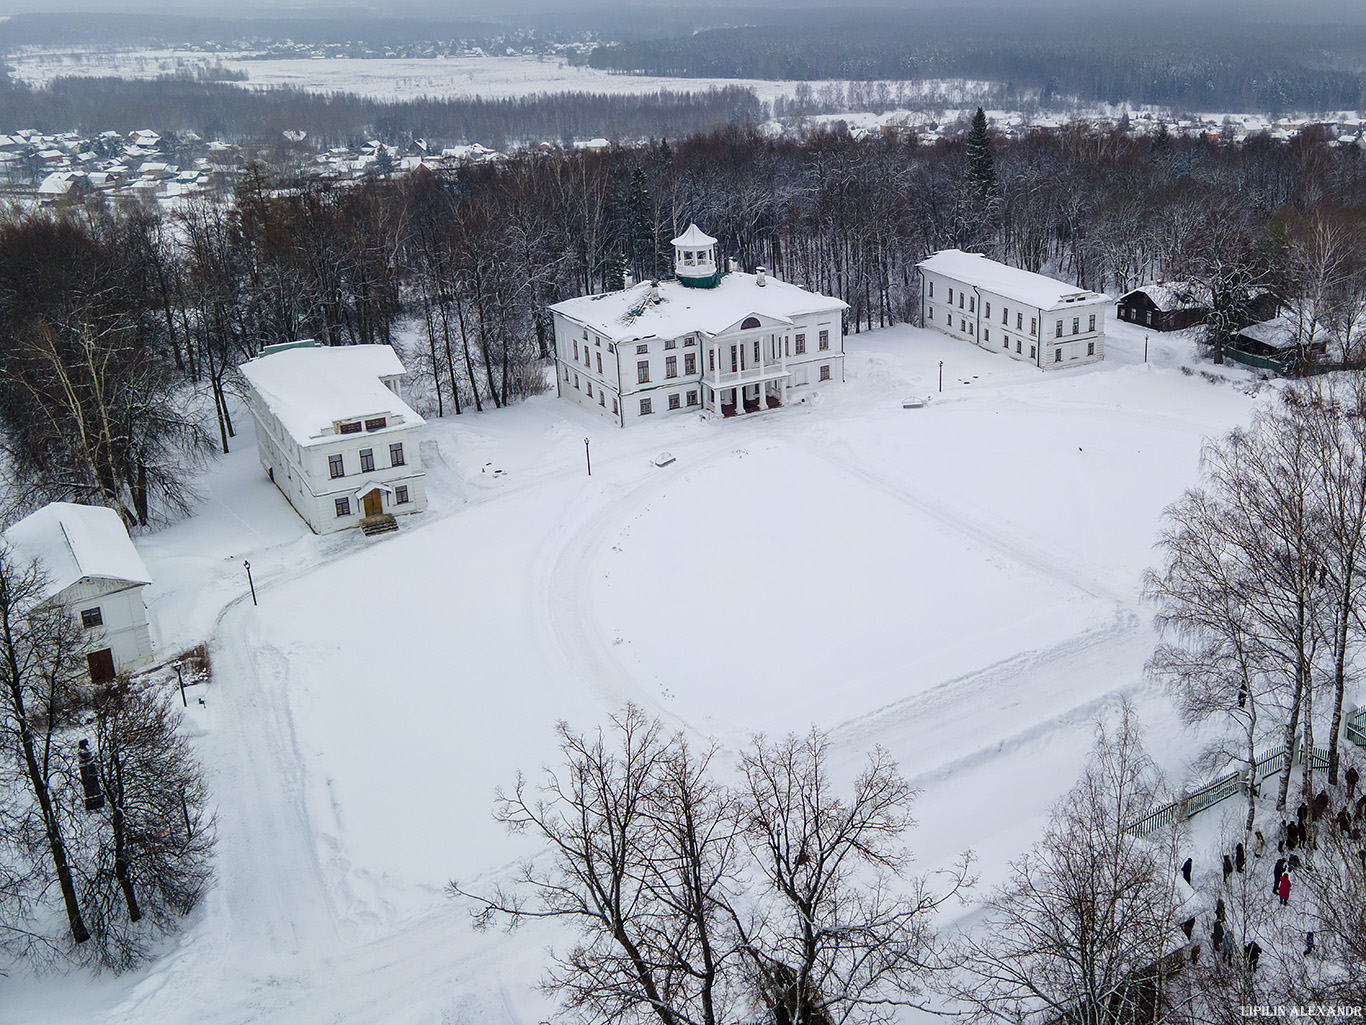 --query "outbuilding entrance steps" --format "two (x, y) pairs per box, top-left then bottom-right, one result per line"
(360, 514), (398, 537)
